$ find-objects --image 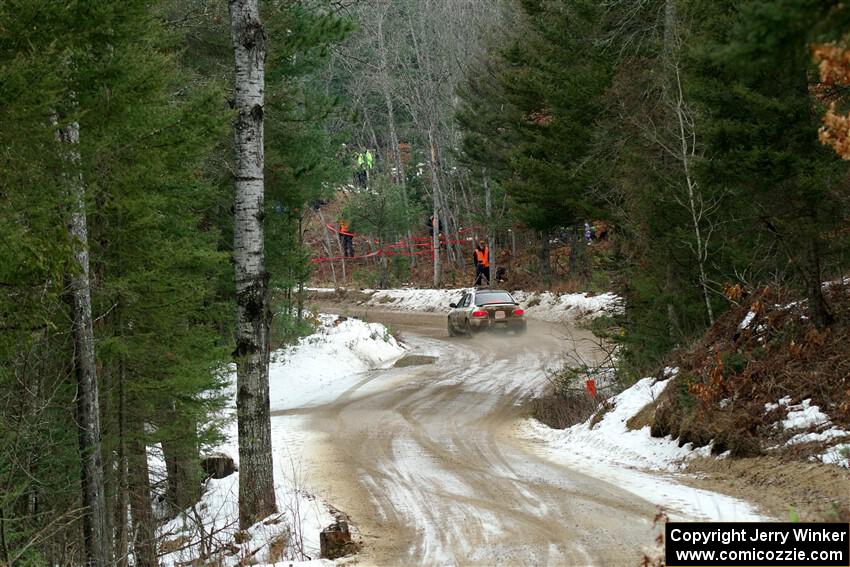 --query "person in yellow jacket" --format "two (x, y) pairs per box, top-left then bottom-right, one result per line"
(354, 151), (367, 187)
(473, 240), (490, 286)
